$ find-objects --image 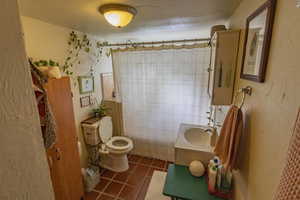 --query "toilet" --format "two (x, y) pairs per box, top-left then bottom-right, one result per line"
(82, 116), (133, 172)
